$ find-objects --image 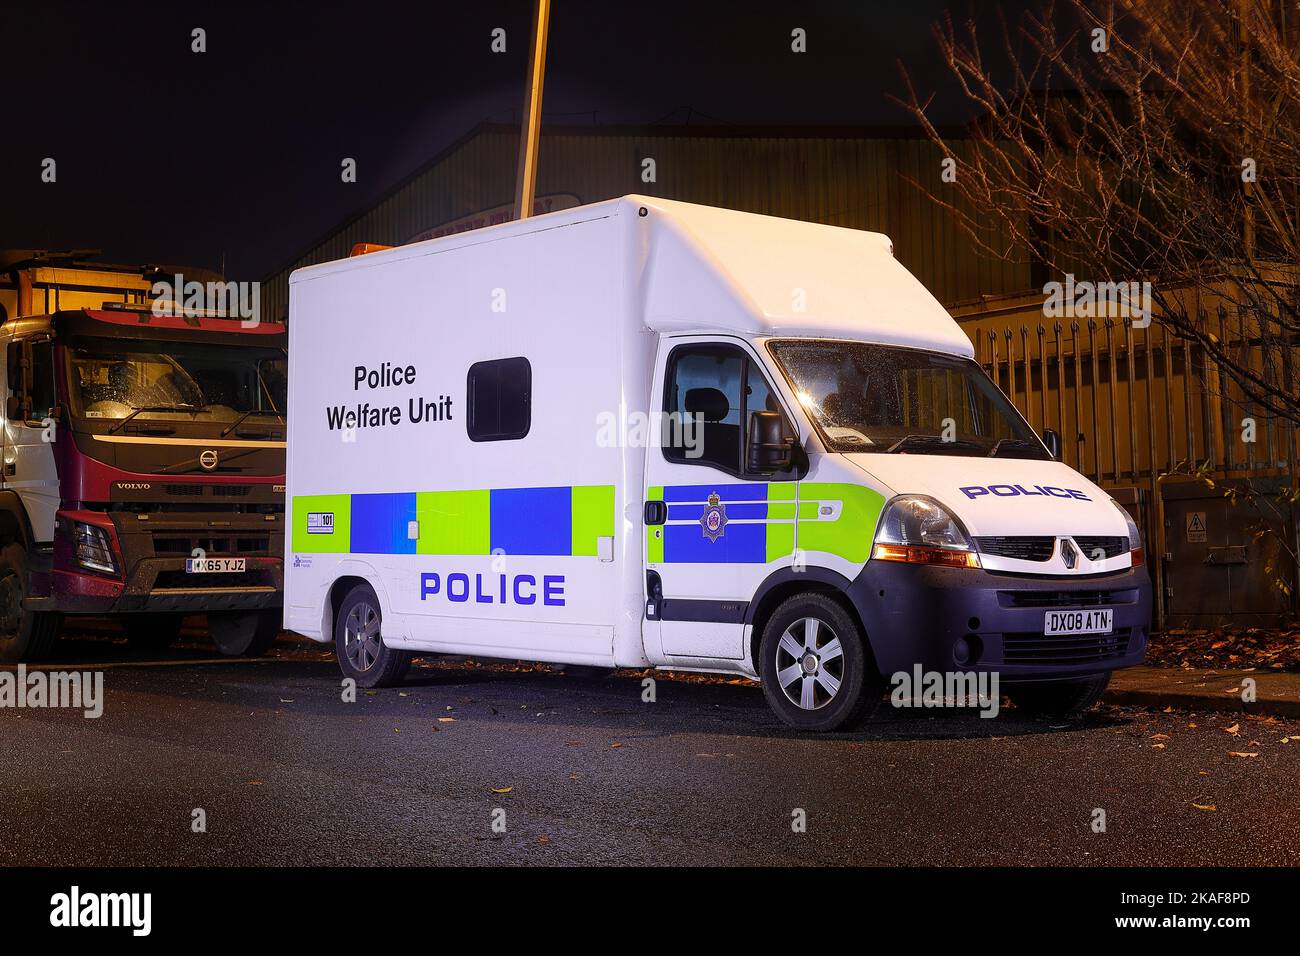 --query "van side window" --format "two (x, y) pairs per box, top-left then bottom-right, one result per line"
(664, 344), (788, 477)
(466, 356), (531, 442)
